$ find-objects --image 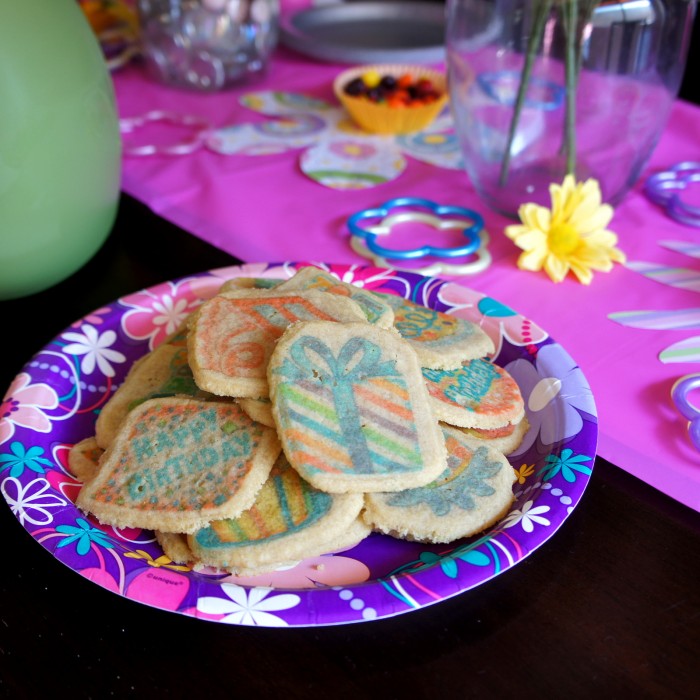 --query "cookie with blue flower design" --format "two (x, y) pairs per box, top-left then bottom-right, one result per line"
(363, 424), (516, 543)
